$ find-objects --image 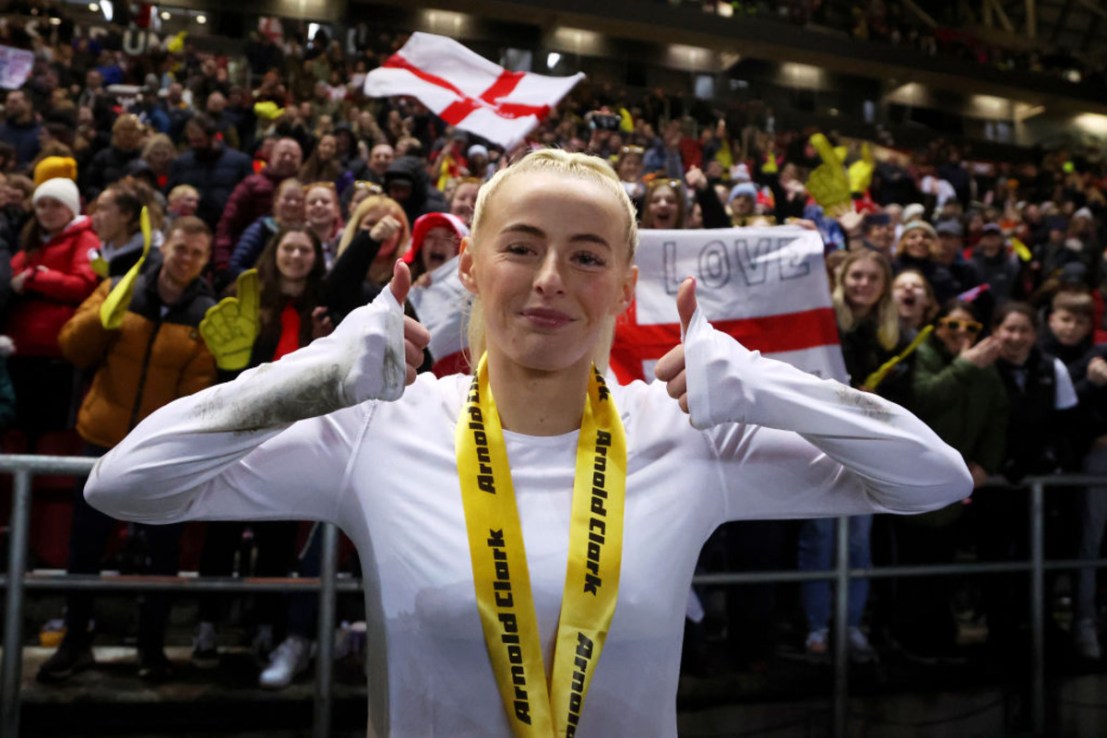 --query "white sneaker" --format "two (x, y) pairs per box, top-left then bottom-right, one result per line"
(259, 635), (314, 689)
(1074, 619), (1102, 661)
